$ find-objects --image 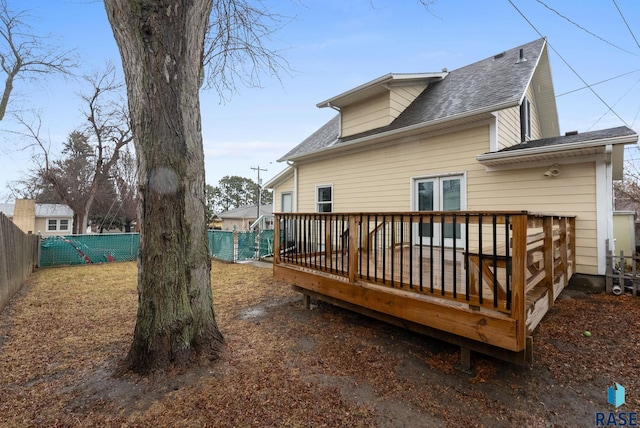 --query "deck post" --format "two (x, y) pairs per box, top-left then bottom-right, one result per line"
(511, 213), (528, 351)
(303, 293), (311, 309)
(543, 216), (554, 308)
(460, 347), (472, 372)
(274, 214), (281, 265)
(348, 215), (359, 283)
